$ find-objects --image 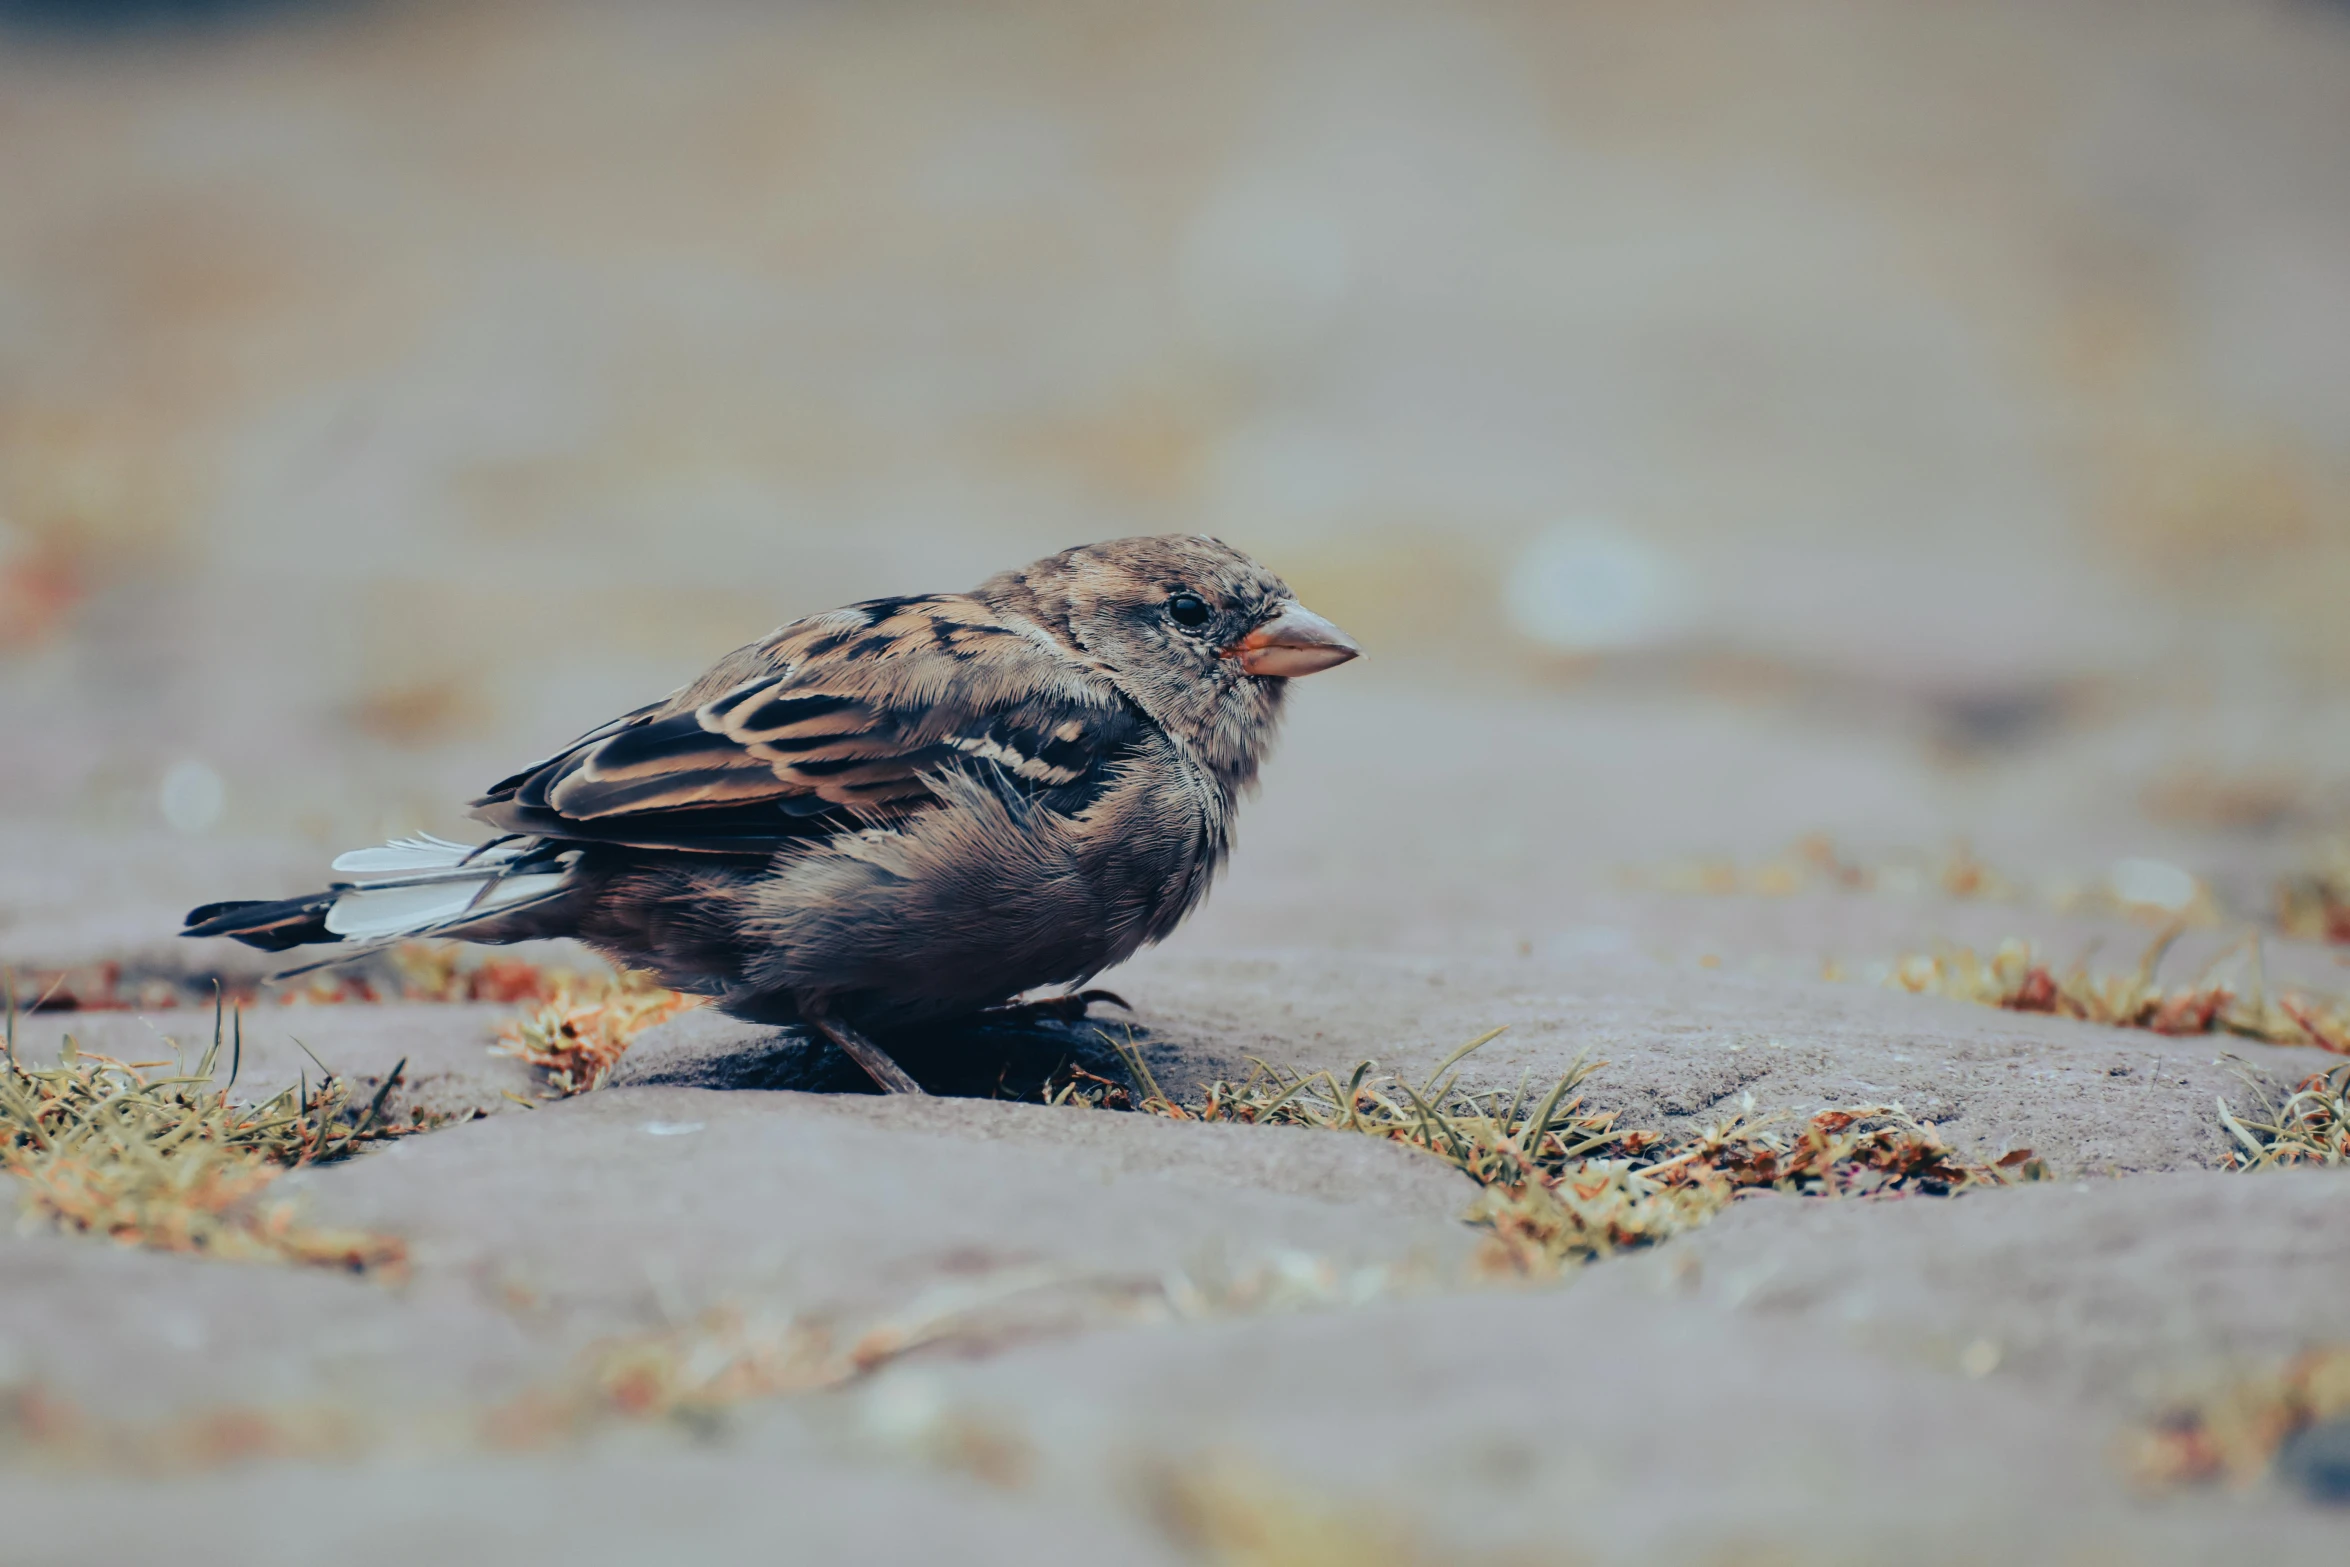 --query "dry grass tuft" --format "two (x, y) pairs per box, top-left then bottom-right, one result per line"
(2277, 839), (2350, 947)
(490, 969), (699, 1097)
(4, 961), (194, 1015)
(2126, 1348), (2350, 1491)
(13, 942), (619, 1014)
(276, 945), (633, 1010)
(383, 944), (598, 1005)
(0, 1383), (366, 1472)
(1650, 833), (2014, 902)
(1143, 1449), (1440, 1567)
(576, 1306), (844, 1428)
(1463, 1162), (1730, 1272)
(1472, 1100), (2038, 1274)
(1, 1000), (410, 1273)
(1644, 1100), (2037, 1197)
(1647, 834), (2225, 924)
(1888, 931), (2350, 1053)
(2218, 1060), (2350, 1168)
(1057, 1032), (2036, 1272)
(563, 1287), (1097, 1431)
(1, 953), (687, 1265)
(563, 1257), (1423, 1436)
